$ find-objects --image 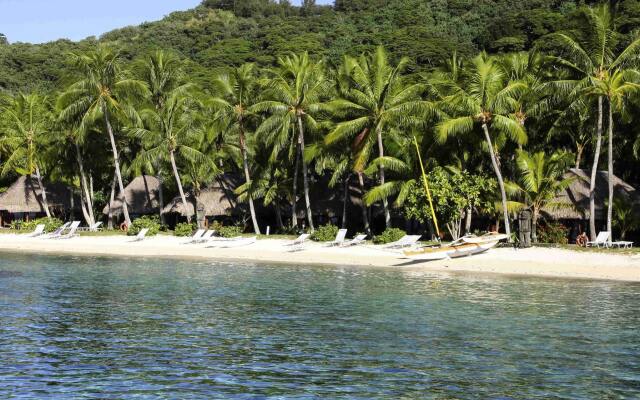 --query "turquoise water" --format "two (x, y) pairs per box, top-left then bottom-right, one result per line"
(1, 253), (639, 399)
